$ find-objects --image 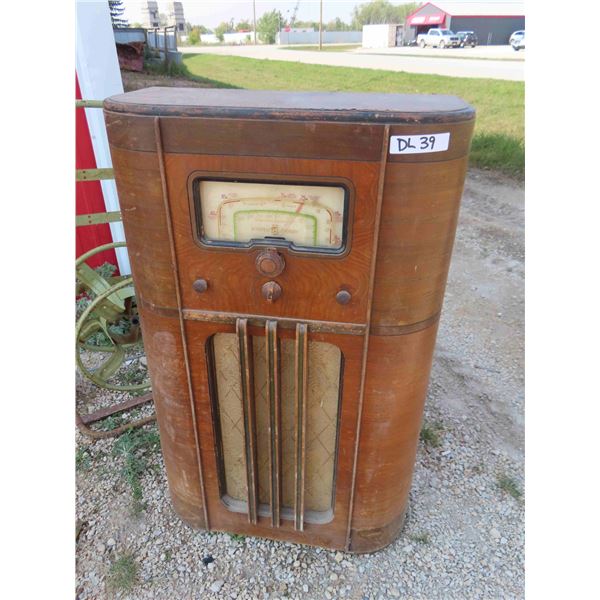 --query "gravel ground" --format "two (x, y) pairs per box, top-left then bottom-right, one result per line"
(76, 168), (524, 599)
